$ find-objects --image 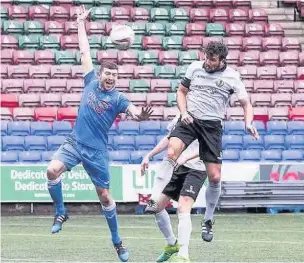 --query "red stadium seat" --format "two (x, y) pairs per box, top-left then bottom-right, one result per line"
(257, 65), (277, 79)
(268, 107), (289, 120)
(0, 35), (18, 49)
(0, 94), (19, 108)
(14, 107), (35, 121)
(24, 79), (46, 93)
(224, 37), (243, 50)
(71, 65), (84, 79)
(12, 50), (35, 64)
(243, 79), (254, 93)
(253, 107), (269, 123)
(265, 23), (284, 37)
(8, 5), (28, 20)
(229, 8), (249, 22)
(54, 0), (73, 9)
(118, 65), (135, 78)
(85, 21), (105, 35)
(49, 6), (69, 21)
(44, 21), (65, 34)
(253, 80), (274, 93)
(242, 37), (262, 51)
(134, 65), (154, 79)
(34, 50), (55, 64)
(34, 107), (57, 121)
(259, 50), (280, 65)
(210, 8), (229, 22)
(186, 22), (206, 36)
(262, 37), (282, 51)
(117, 50), (138, 65)
(233, 0), (252, 8)
(158, 51), (179, 65)
(274, 80), (294, 93)
(1, 49), (13, 64)
(61, 93), (82, 107)
(147, 93), (167, 106)
(239, 51), (259, 65)
(142, 36), (162, 49)
(195, 0), (213, 7)
(50, 65), (71, 79)
(292, 94), (304, 106)
(189, 8), (209, 22)
(29, 5), (49, 21)
(226, 50), (240, 65)
(131, 8), (150, 21)
(46, 79), (68, 93)
(19, 93), (41, 107)
(237, 65), (257, 79)
(277, 66), (297, 79)
(282, 37), (301, 51)
(289, 107), (304, 121)
(226, 22), (245, 36)
(57, 107), (78, 122)
(271, 93), (292, 107)
(29, 65), (51, 79)
(182, 36), (203, 50)
(226, 107), (244, 120)
(297, 67), (304, 79)
(214, 0), (233, 7)
(1, 65), (8, 79)
(97, 50), (118, 64)
(116, 79), (130, 92)
(60, 35), (78, 49)
(8, 65), (29, 78)
(64, 21), (78, 34)
(151, 79), (171, 92)
(174, 0), (196, 7)
(149, 107), (164, 120)
(250, 93), (271, 107)
(125, 93), (147, 106)
(66, 79), (83, 93)
(249, 9), (268, 22)
(0, 108), (13, 121)
(41, 93), (62, 107)
(245, 23), (265, 37)
(279, 51), (299, 66)
(163, 107), (179, 120)
(294, 80), (304, 93)
(111, 7), (131, 21)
